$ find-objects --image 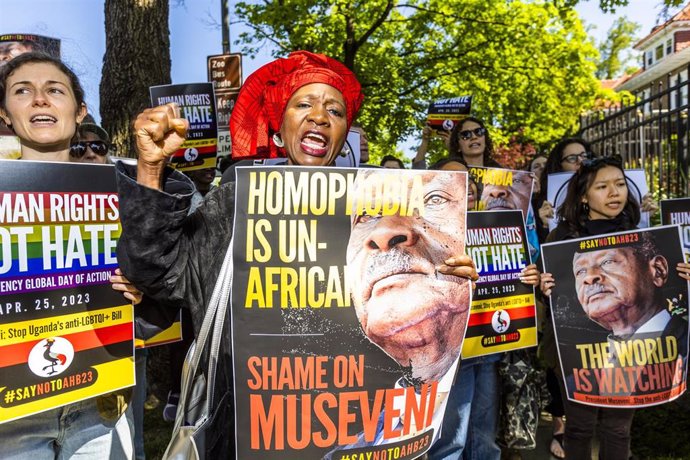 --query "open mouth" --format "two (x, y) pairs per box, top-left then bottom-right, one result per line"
(300, 130), (329, 157)
(30, 114), (57, 125)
